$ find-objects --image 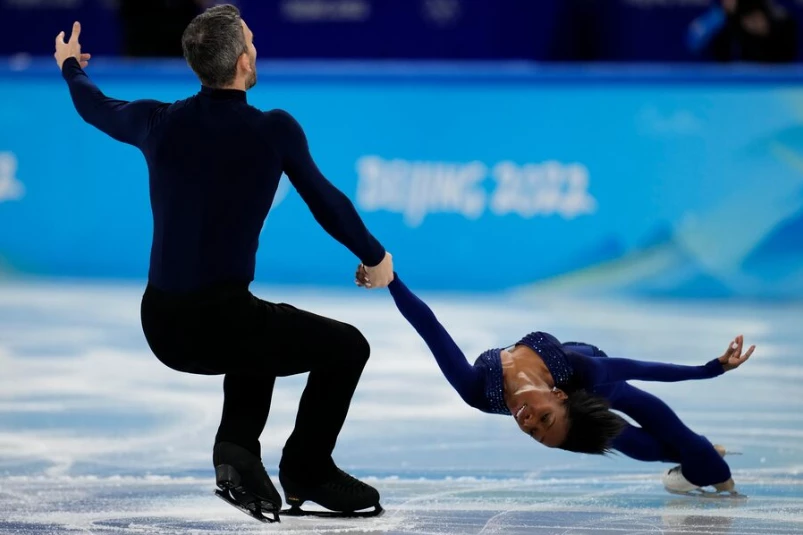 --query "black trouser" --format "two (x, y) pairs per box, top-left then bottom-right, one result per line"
(140, 283), (371, 484)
